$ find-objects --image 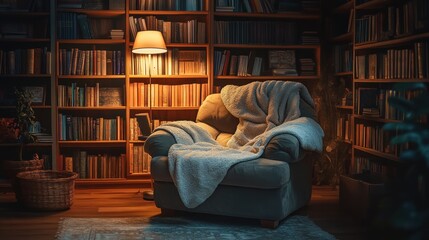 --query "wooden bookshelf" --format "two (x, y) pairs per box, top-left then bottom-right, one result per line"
(1, 0), (324, 187)
(0, 0), (54, 178)
(325, 0), (354, 171)
(340, 0), (429, 217)
(212, 2), (321, 91)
